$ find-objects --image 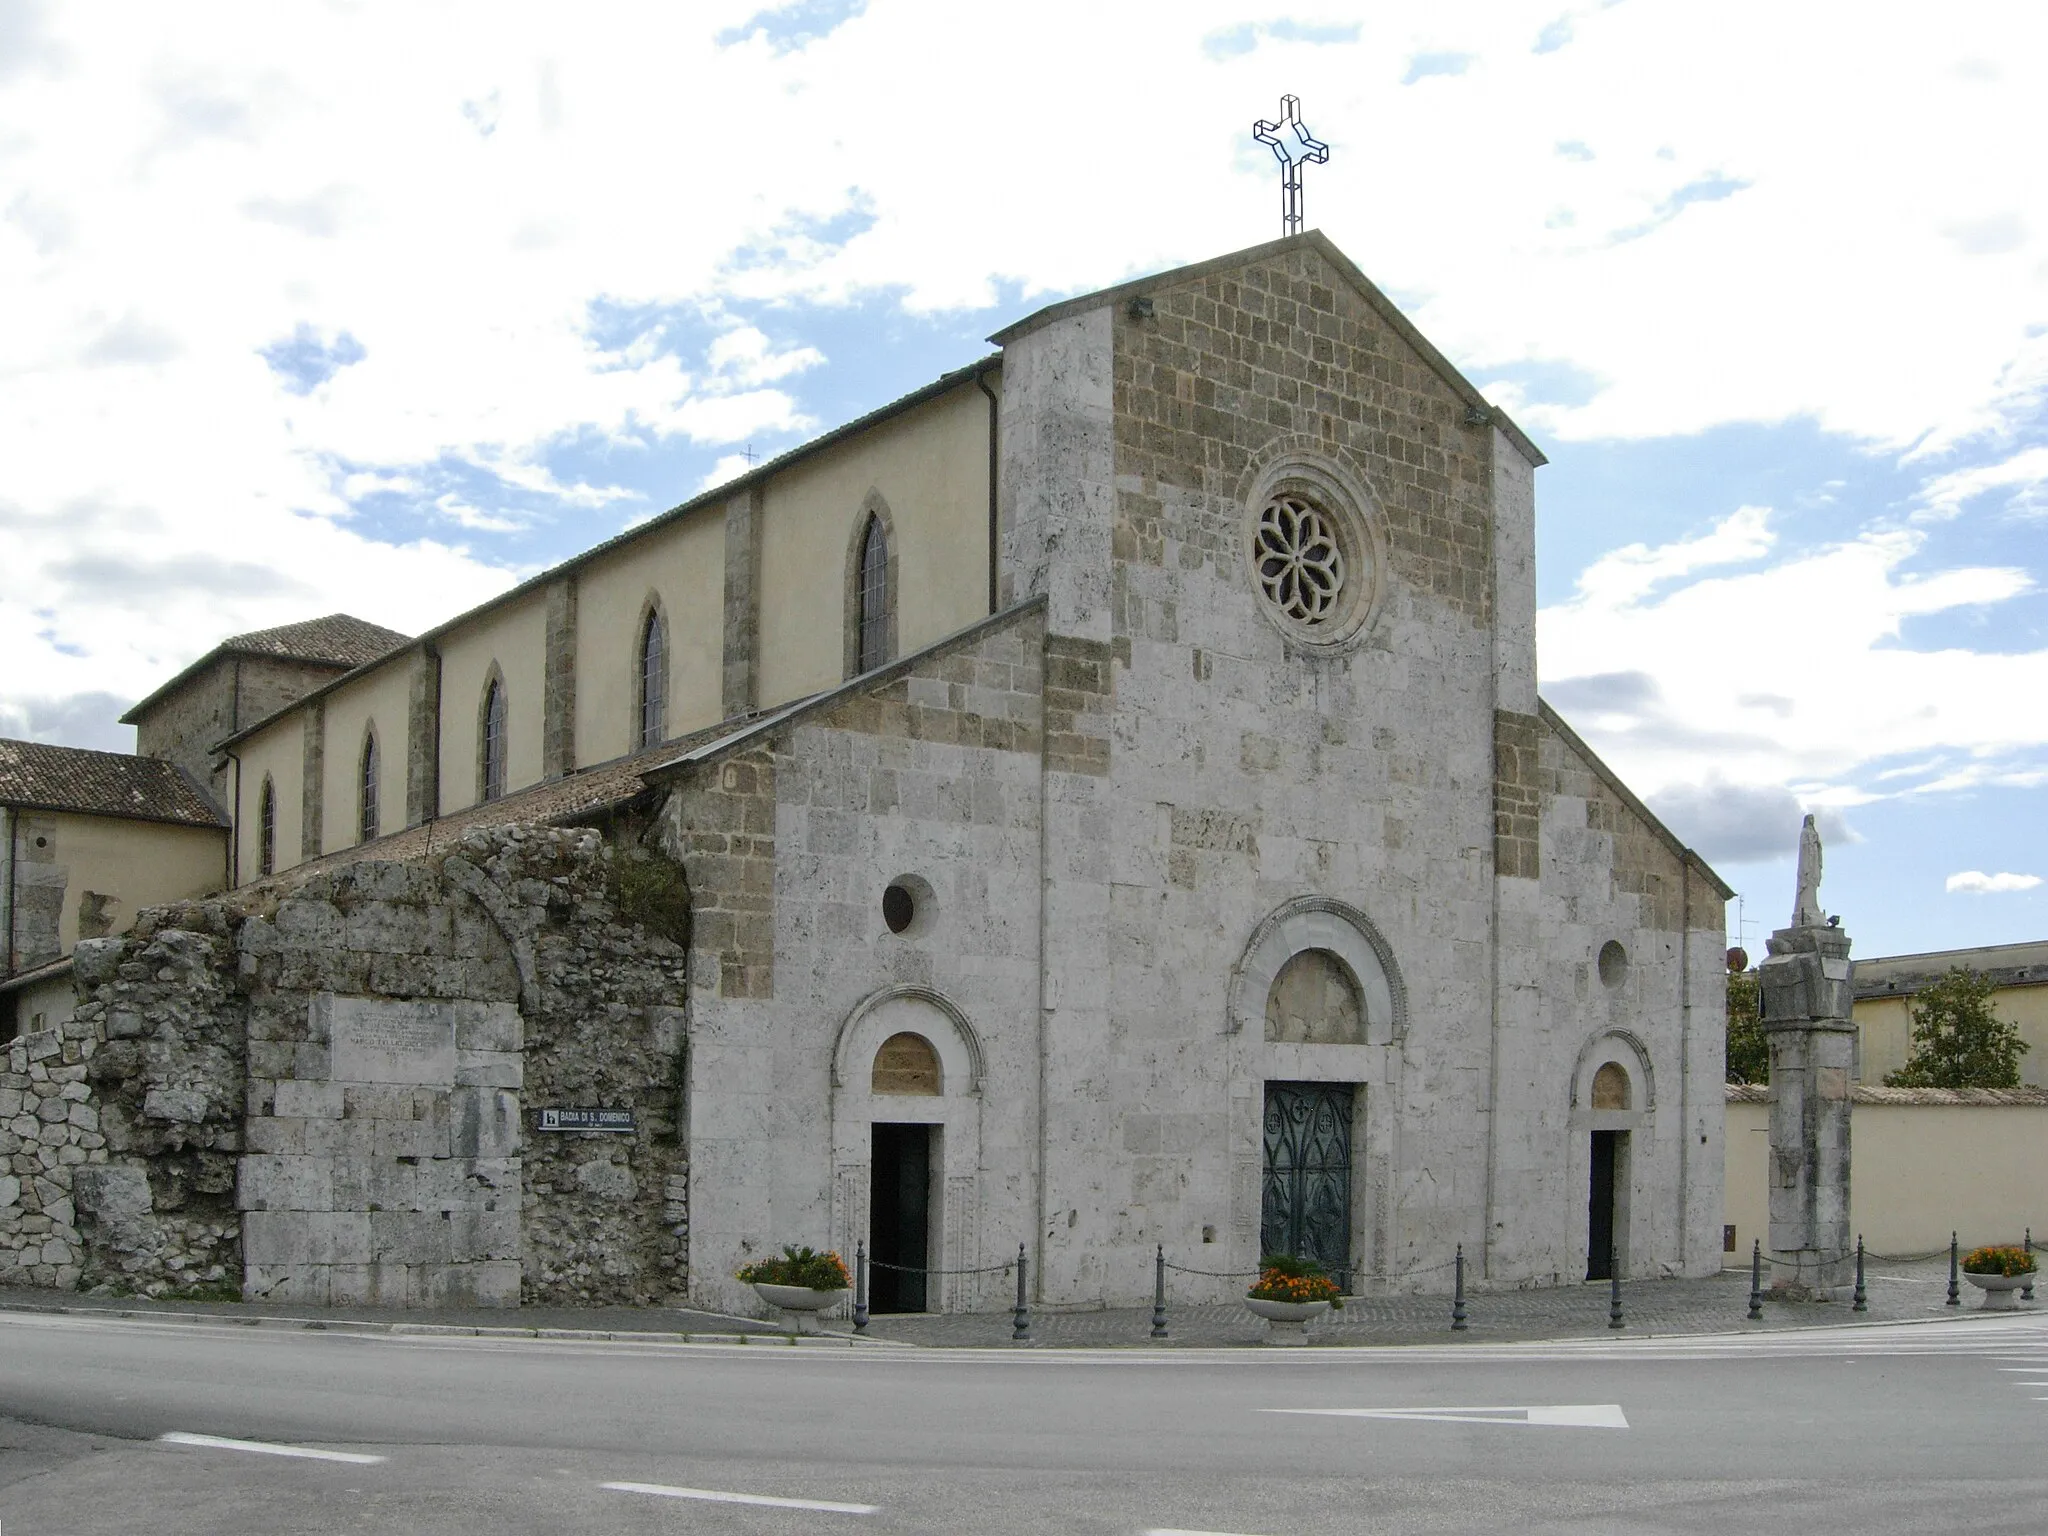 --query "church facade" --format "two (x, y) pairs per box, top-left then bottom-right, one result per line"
(3, 232), (1730, 1310)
